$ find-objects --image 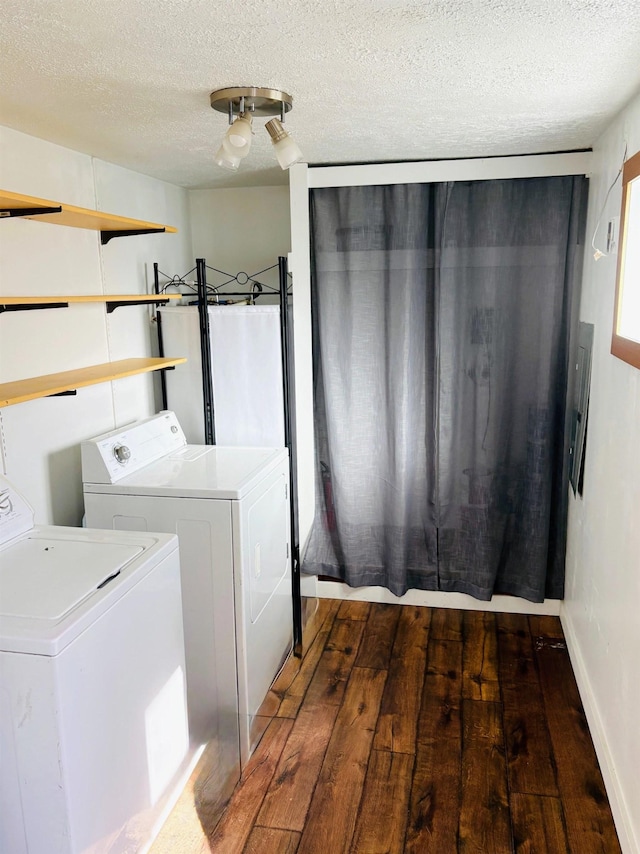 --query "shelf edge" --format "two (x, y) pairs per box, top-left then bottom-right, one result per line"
(0, 357), (187, 407)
